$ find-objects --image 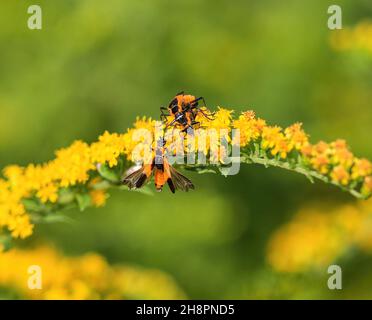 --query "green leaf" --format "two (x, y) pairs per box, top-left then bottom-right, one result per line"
(58, 188), (75, 205)
(184, 166), (217, 174)
(41, 213), (76, 224)
(254, 143), (260, 156)
(116, 157), (126, 177)
(31, 212), (76, 224)
(304, 173), (315, 183)
(76, 193), (92, 211)
(196, 168), (217, 174)
(349, 180), (358, 189)
(0, 234), (12, 252)
(120, 185), (154, 196)
(91, 180), (112, 190)
(133, 185), (155, 196)
(22, 198), (44, 212)
(97, 163), (120, 183)
(219, 166), (233, 177)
